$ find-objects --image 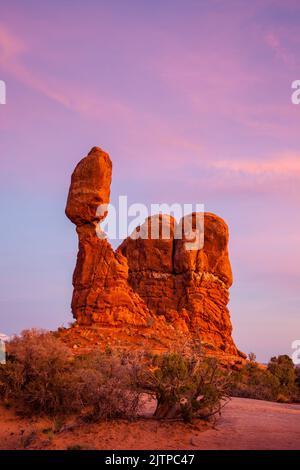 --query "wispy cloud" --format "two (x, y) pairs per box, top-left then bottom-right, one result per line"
(0, 24), (71, 107)
(265, 31), (296, 66)
(0, 25), (25, 60)
(0, 24), (134, 122)
(211, 154), (300, 177)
